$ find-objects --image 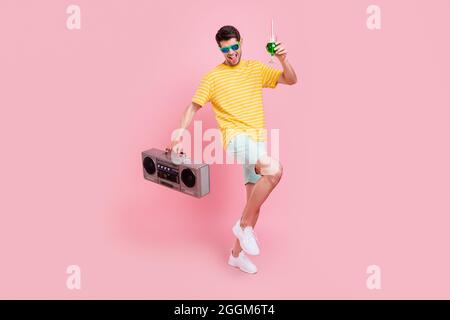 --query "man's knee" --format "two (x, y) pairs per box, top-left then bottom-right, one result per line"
(270, 163), (283, 185)
(255, 155), (283, 185)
